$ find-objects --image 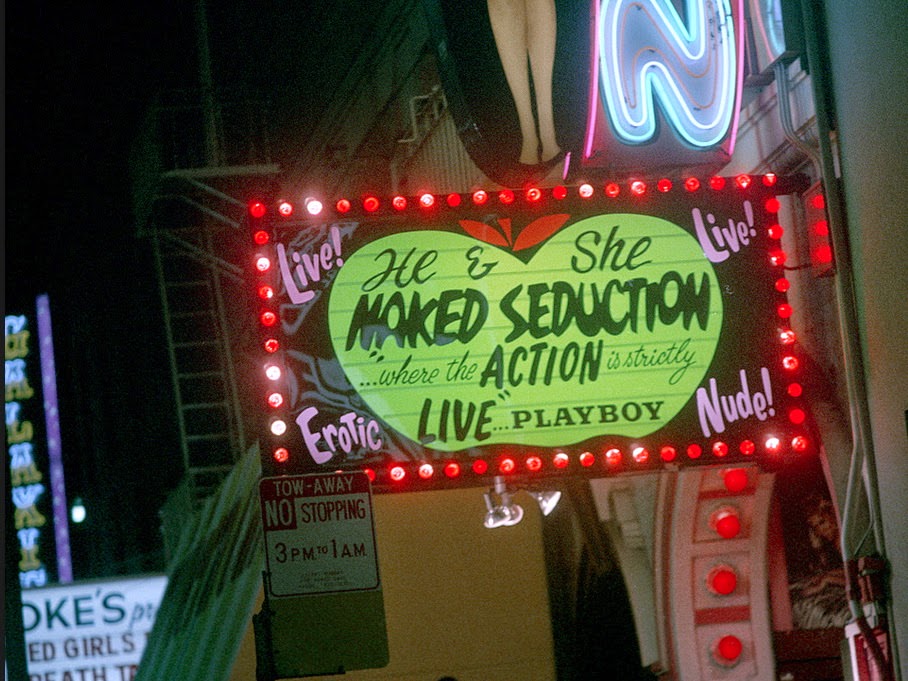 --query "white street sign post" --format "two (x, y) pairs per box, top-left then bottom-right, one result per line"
(259, 471), (379, 598)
